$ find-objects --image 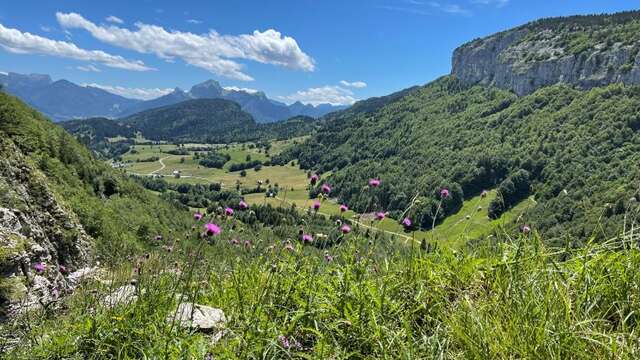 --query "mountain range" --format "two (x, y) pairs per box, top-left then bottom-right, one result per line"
(0, 72), (345, 122)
